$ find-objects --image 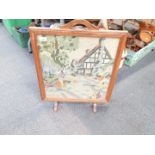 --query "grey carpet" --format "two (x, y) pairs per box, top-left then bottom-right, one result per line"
(0, 23), (155, 135)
